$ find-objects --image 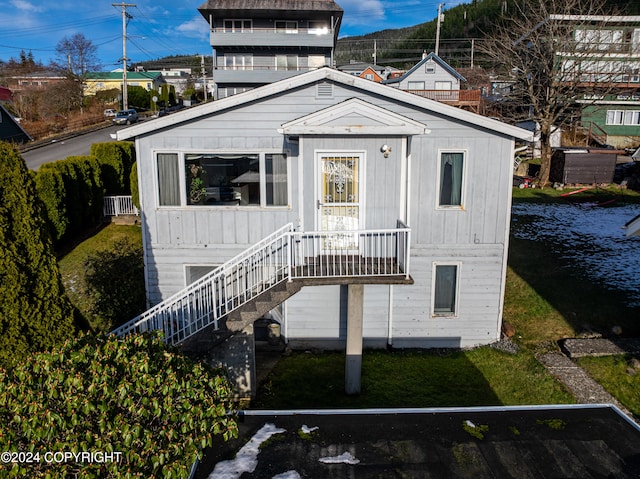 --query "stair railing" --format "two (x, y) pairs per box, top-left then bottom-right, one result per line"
(112, 222), (411, 345)
(111, 223), (294, 345)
